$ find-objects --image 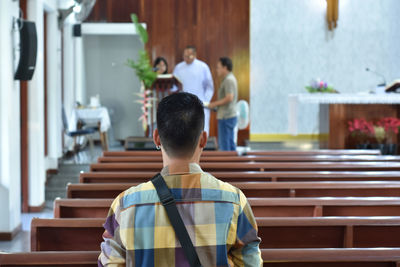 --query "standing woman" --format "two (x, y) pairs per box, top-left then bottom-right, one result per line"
(207, 57), (238, 151)
(153, 57), (168, 74)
